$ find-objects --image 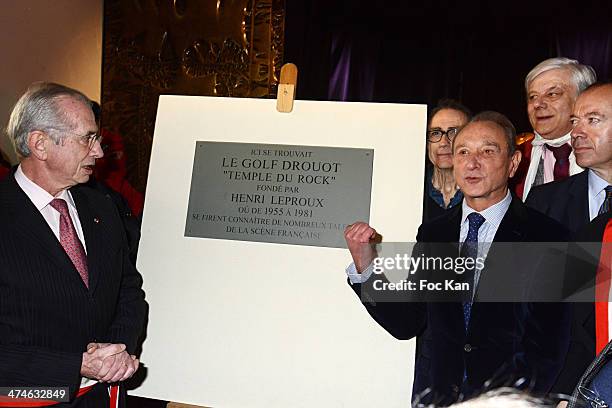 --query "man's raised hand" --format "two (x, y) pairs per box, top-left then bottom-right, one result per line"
(344, 222), (380, 273)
